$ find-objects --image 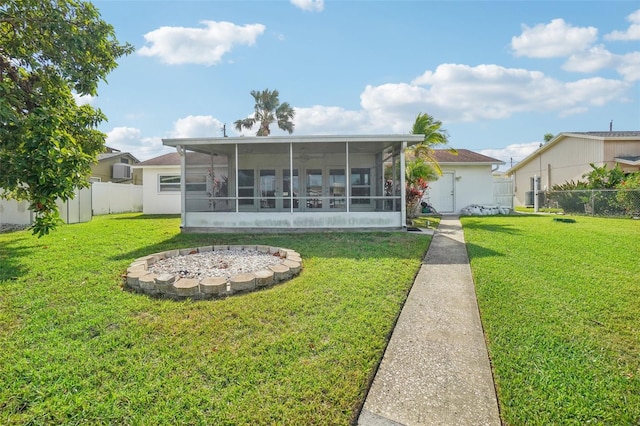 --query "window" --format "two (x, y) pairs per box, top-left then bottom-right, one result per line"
(185, 173), (207, 192)
(120, 158), (130, 164)
(351, 168), (371, 205)
(329, 169), (346, 209)
(238, 169), (255, 206)
(283, 169), (299, 209)
(159, 175), (180, 192)
(306, 169), (323, 208)
(260, 169), (276, 208)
